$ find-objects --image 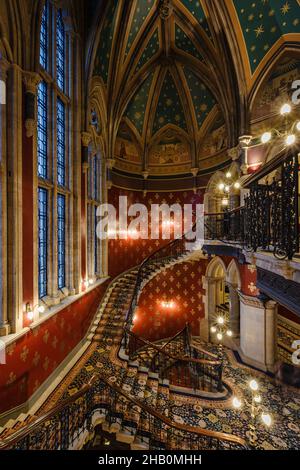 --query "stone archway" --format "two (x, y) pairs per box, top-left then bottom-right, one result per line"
(226, 259), (242, 342)
(201, 257), (227, 341)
